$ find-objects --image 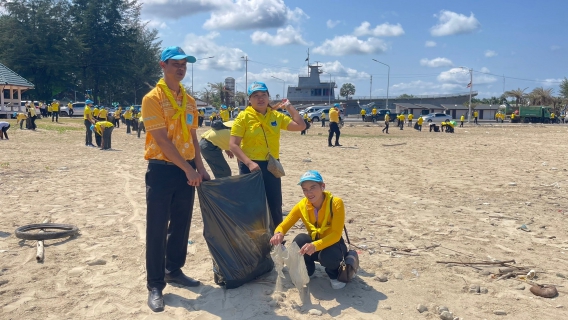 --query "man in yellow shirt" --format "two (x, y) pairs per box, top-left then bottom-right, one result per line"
(199, 120), (234, 178)
(321, 110), (327, 127)
(371, 107), (377, 123)
(398, 114), (405, 130)
(98, 106), (108, 121)
(301, 112), (310, 135)
(382, 113), (390, 134)
(93, 106), (100, 119)
(27, 103), (37, 130)
(68, 102), (74, 117)
(15, 112), (27, 129)
(113, 106), (121, 128)
(137, 113), (146, 138)
(328, 104), (341, 146)
(92, 121), (114, 150)
(123, 107), (133, 134)
(142, 46), (210, 312)
(198, 109), (205, 127)
(47, 104), (52, 118)
(270, 170), (348, 289)
(219, 107), (229, 122)
(84, 100), (96, 147)
(407, 113), (413, 127)
(360, 108), (366, 121)
(460, 114), (465, 127)
(51, 100), (60, 122)
(550, 112), (556, 124)
(473, 110), (479, 124)
(416, 116), (423, 131)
